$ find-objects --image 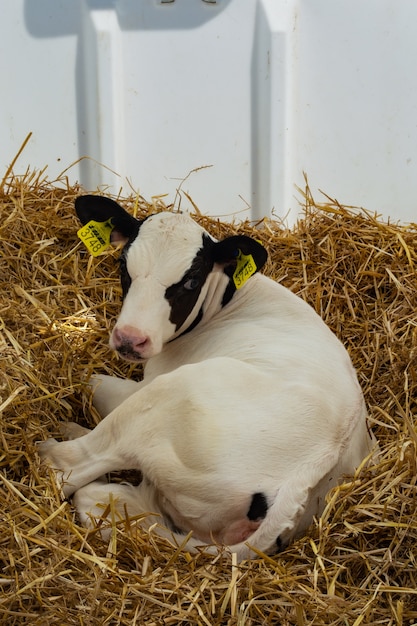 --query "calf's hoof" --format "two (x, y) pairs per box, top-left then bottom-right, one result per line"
(36, 438), (73, 498)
